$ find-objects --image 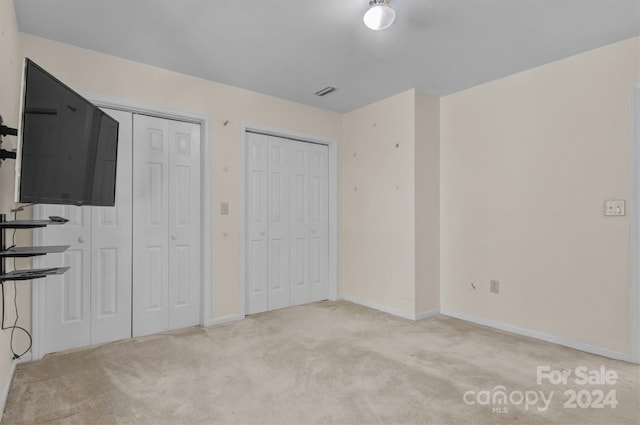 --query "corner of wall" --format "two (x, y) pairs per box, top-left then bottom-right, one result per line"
(339, 88), (442, 318)
(339, 90), (418, 317)
(415, 91), (440, 315)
